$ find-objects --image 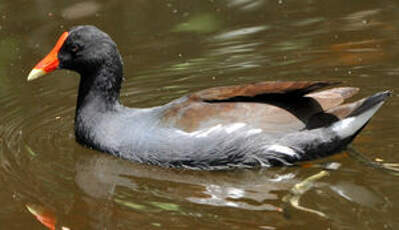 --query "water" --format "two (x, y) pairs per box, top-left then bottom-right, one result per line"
(0, 0), (398, 229)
